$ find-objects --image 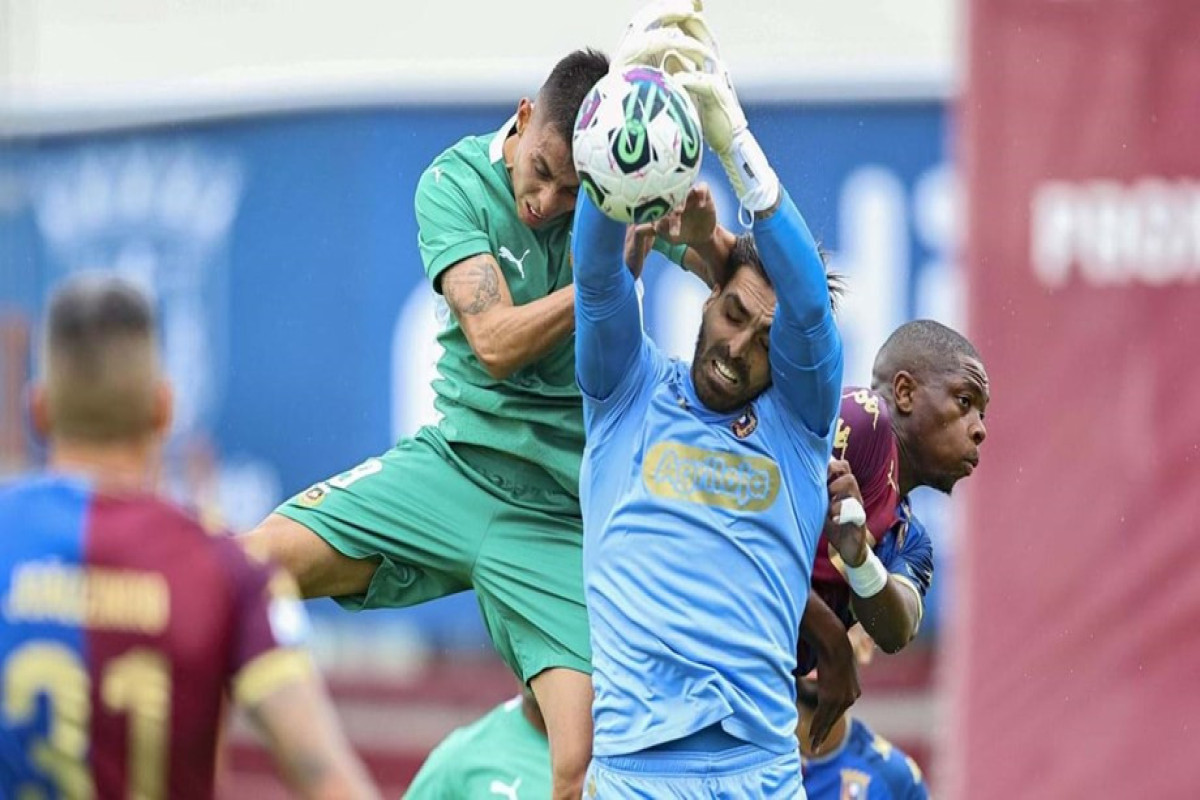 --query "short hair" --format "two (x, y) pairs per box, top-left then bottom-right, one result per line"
(872, 319), (981, 387)
(41, 273), (161, 442)
(717, 234), (845, 312)
(536, 48), (610, 146)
